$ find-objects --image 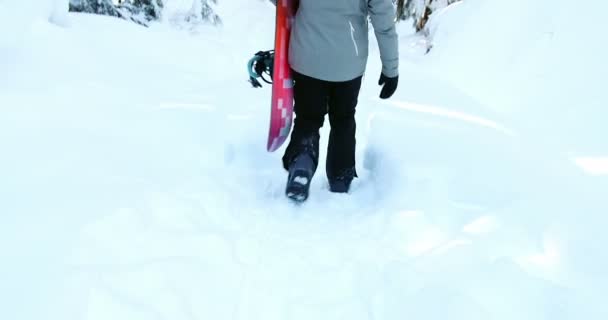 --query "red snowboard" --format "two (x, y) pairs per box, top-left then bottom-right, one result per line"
(267, 0), (296, 152)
